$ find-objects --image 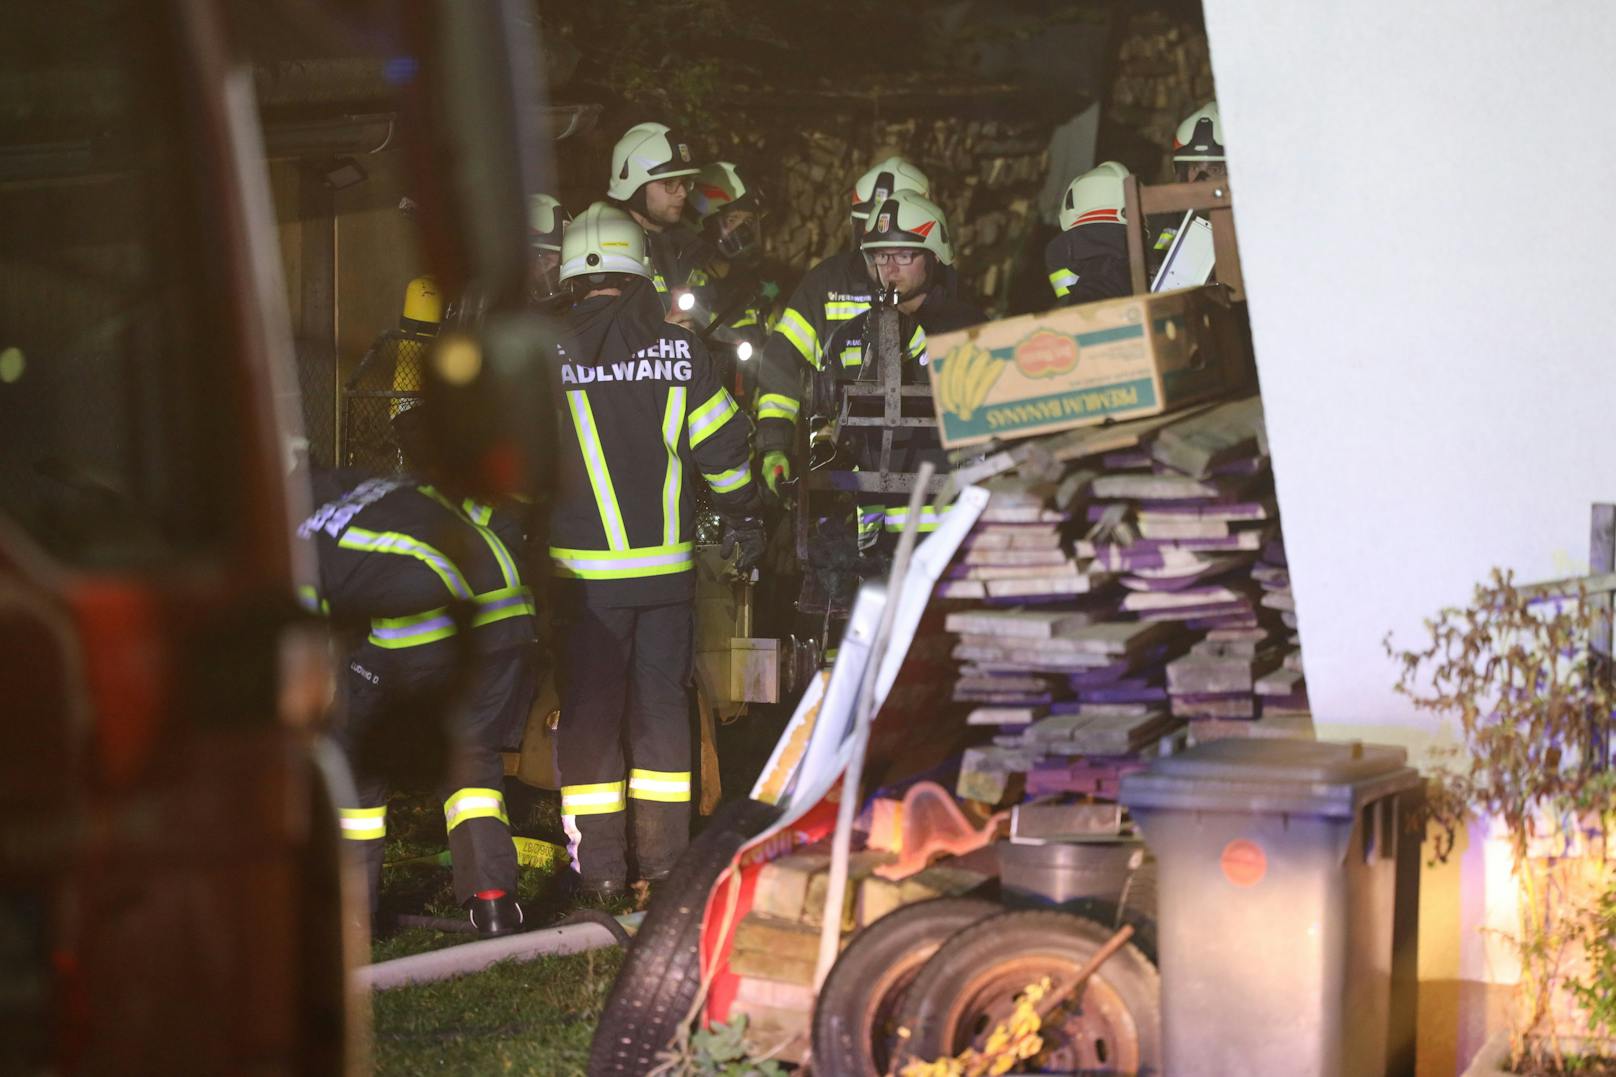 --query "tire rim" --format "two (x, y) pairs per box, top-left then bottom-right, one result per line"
(939, 955), (1142, 1073)
(859, 947), (936, 1076)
